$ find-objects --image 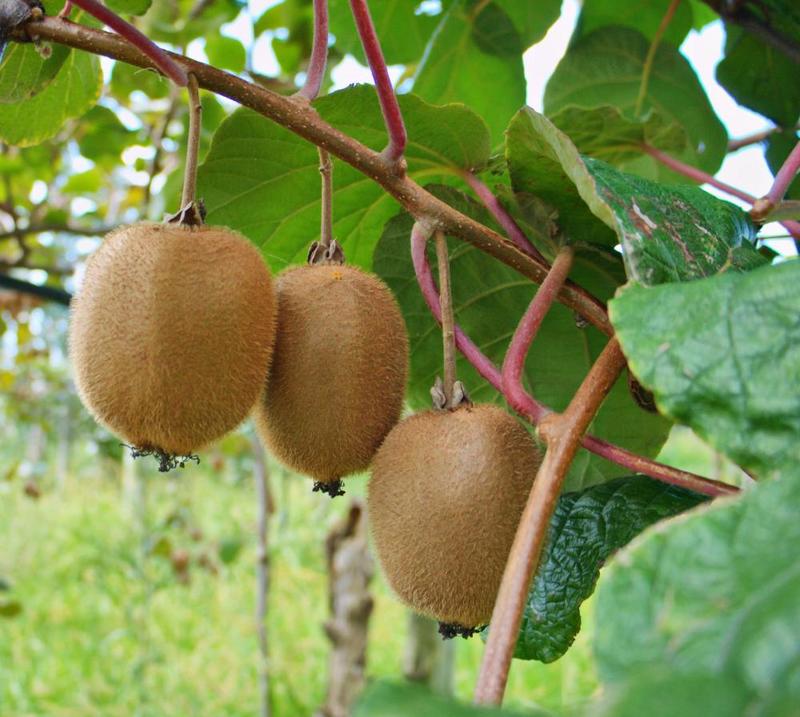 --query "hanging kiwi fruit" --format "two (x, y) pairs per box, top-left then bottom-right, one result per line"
(254, 153), (408, 497)
(69, 75), (277, 471)
(367, 233), (540, 637)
